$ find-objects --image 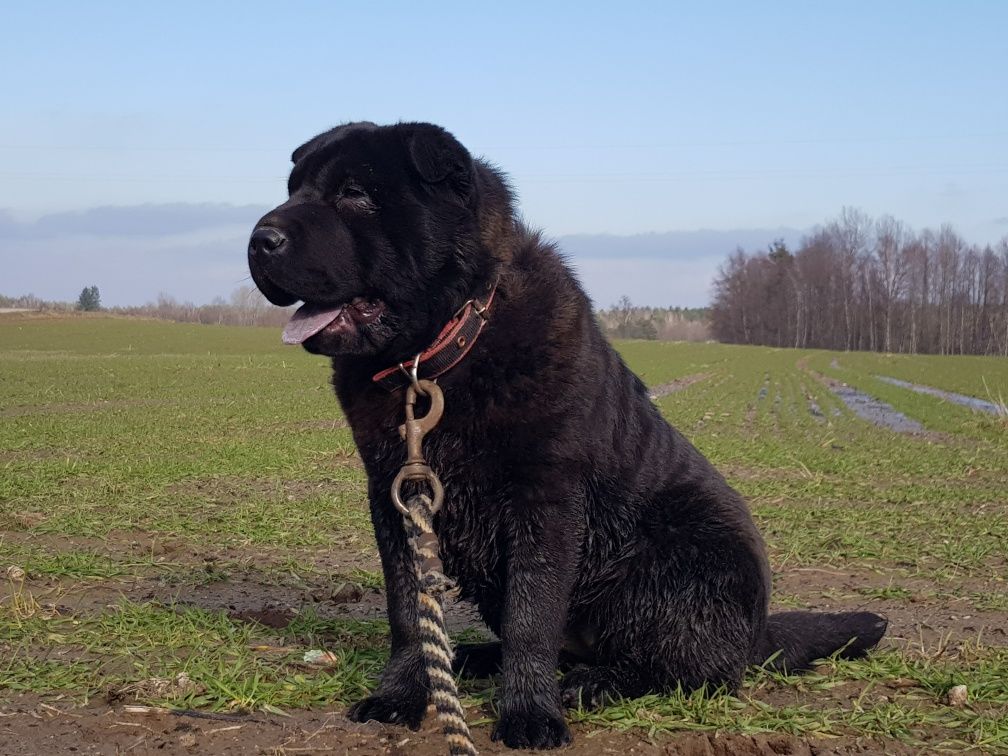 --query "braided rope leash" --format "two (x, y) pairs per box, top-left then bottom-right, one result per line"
(391, 379), (478, 756)
(403, 493), (477, 756)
